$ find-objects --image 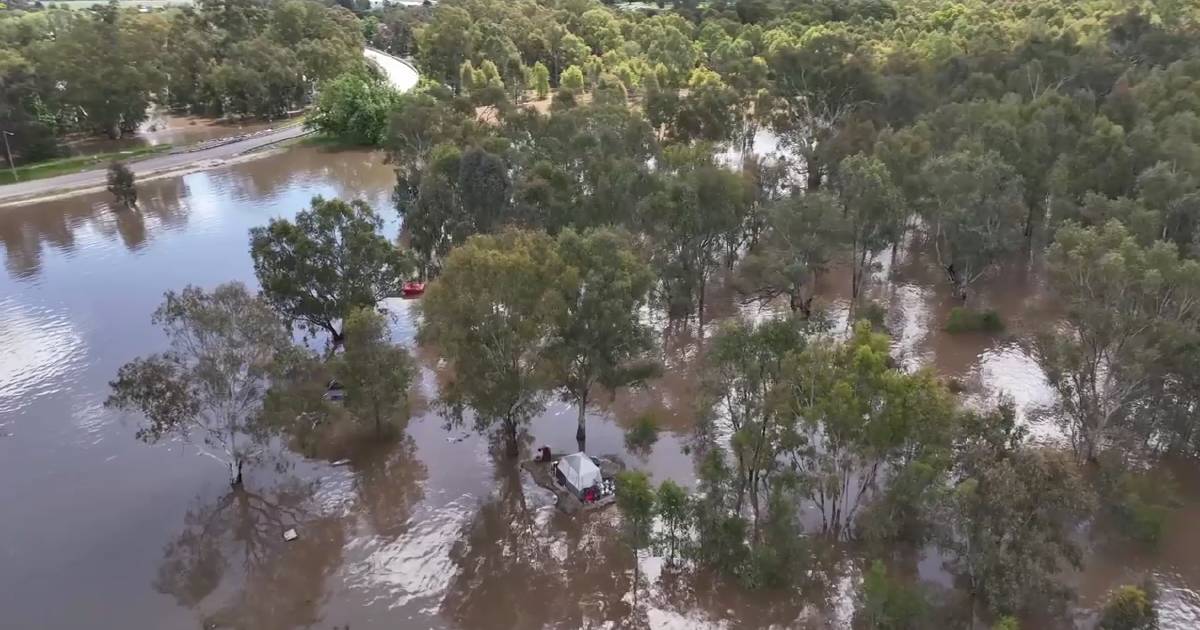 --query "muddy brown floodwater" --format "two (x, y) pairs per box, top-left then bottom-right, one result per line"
(2, 144), (1199, 629)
